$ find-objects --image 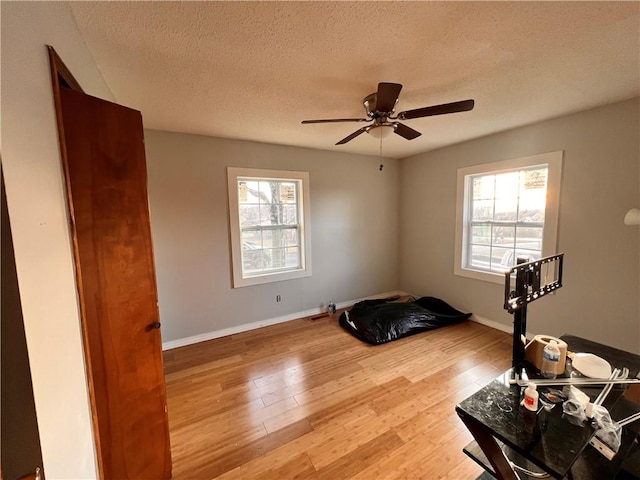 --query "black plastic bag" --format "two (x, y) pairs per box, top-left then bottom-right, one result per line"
(339, 296), (471, 345)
